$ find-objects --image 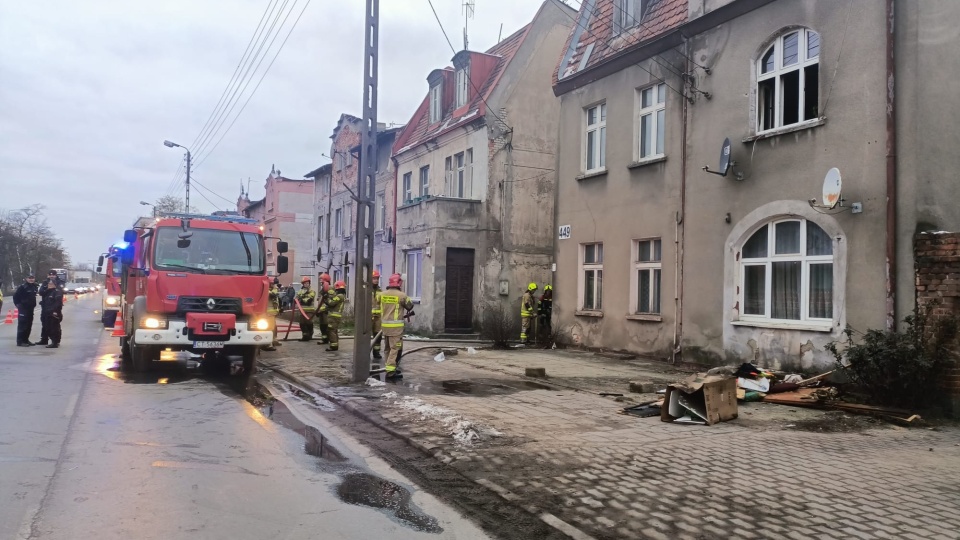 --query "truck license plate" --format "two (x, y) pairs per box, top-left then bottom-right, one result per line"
(193, 341), (225, 349)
